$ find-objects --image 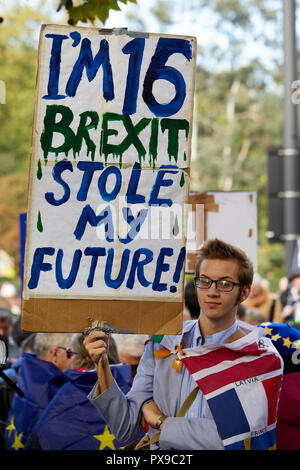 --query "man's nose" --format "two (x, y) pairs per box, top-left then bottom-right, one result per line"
(207, 281), (220, 295)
